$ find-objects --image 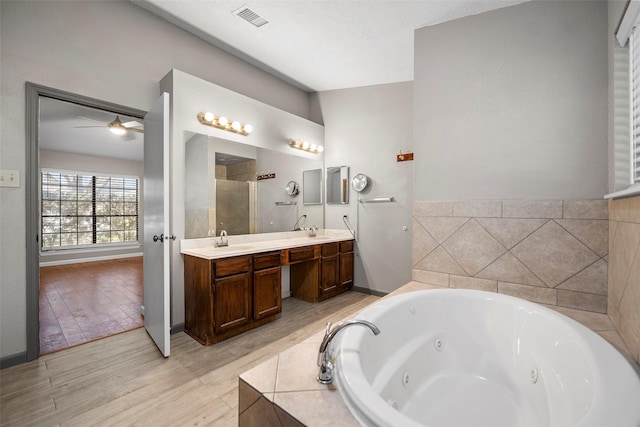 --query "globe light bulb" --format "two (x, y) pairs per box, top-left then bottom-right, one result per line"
(204, 112), (214, 122)
(243, 124), (253, 134)
(218, 117), (228, 126)
(317, 145), (324, 153)
(231, 121), (241, 131)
